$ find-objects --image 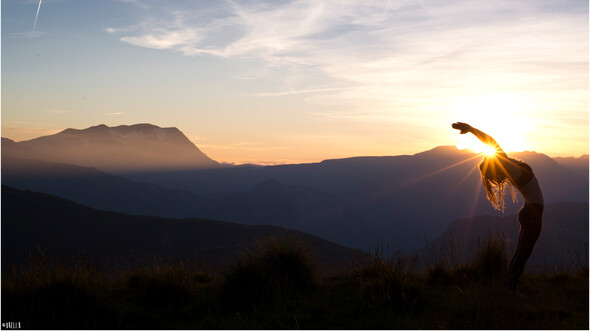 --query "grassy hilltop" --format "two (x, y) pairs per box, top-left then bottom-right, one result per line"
(2, 235), (588, 330)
